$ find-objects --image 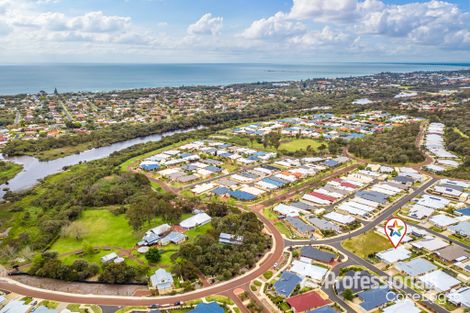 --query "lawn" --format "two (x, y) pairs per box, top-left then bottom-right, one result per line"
(0, 161), (23, 184)
(263, 208), (279, 221)
(274, 221), (293, 237)
(185, 222), (213, 240)
(50, 209), (139, 254)
(342, 231), (391, 259)
(279, 138), (324, 152)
